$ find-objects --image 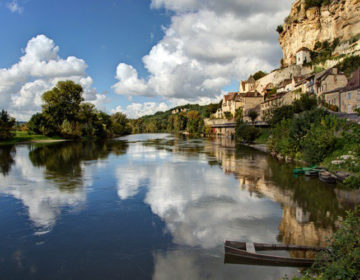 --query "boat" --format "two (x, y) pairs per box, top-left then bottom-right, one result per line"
(293, 166), (318, 175)
(319, 171), (337, 184)
(224, 241), (326, 267)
